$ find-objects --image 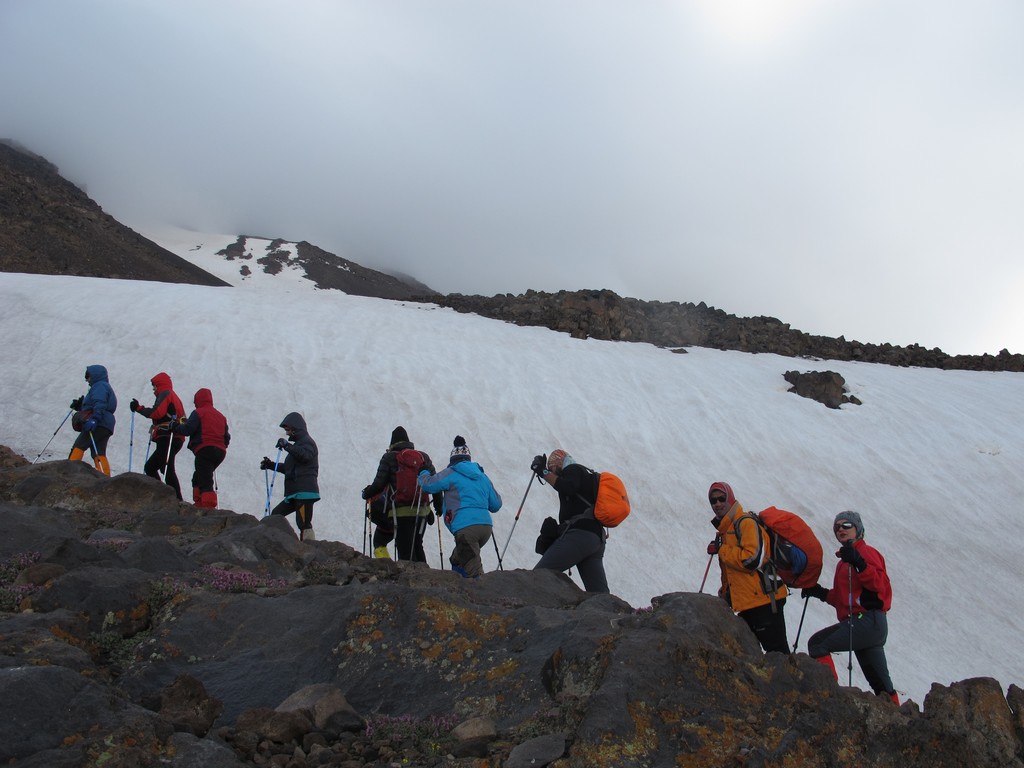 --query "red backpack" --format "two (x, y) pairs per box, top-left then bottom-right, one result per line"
(754, 506), (823, 589)
(392, 448), (428, 507)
